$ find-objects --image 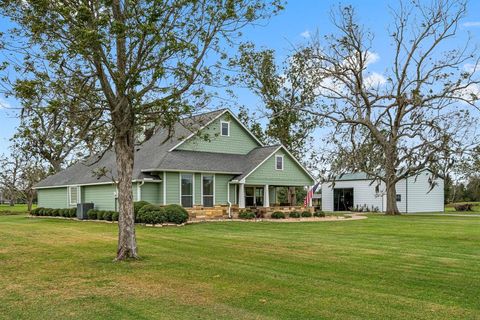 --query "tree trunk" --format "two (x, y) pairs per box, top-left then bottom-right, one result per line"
(385, 182), (400, 215)
(114, 129), (138, 260)
(384, 145), (400, 215)
(27, 194), (33, 212)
